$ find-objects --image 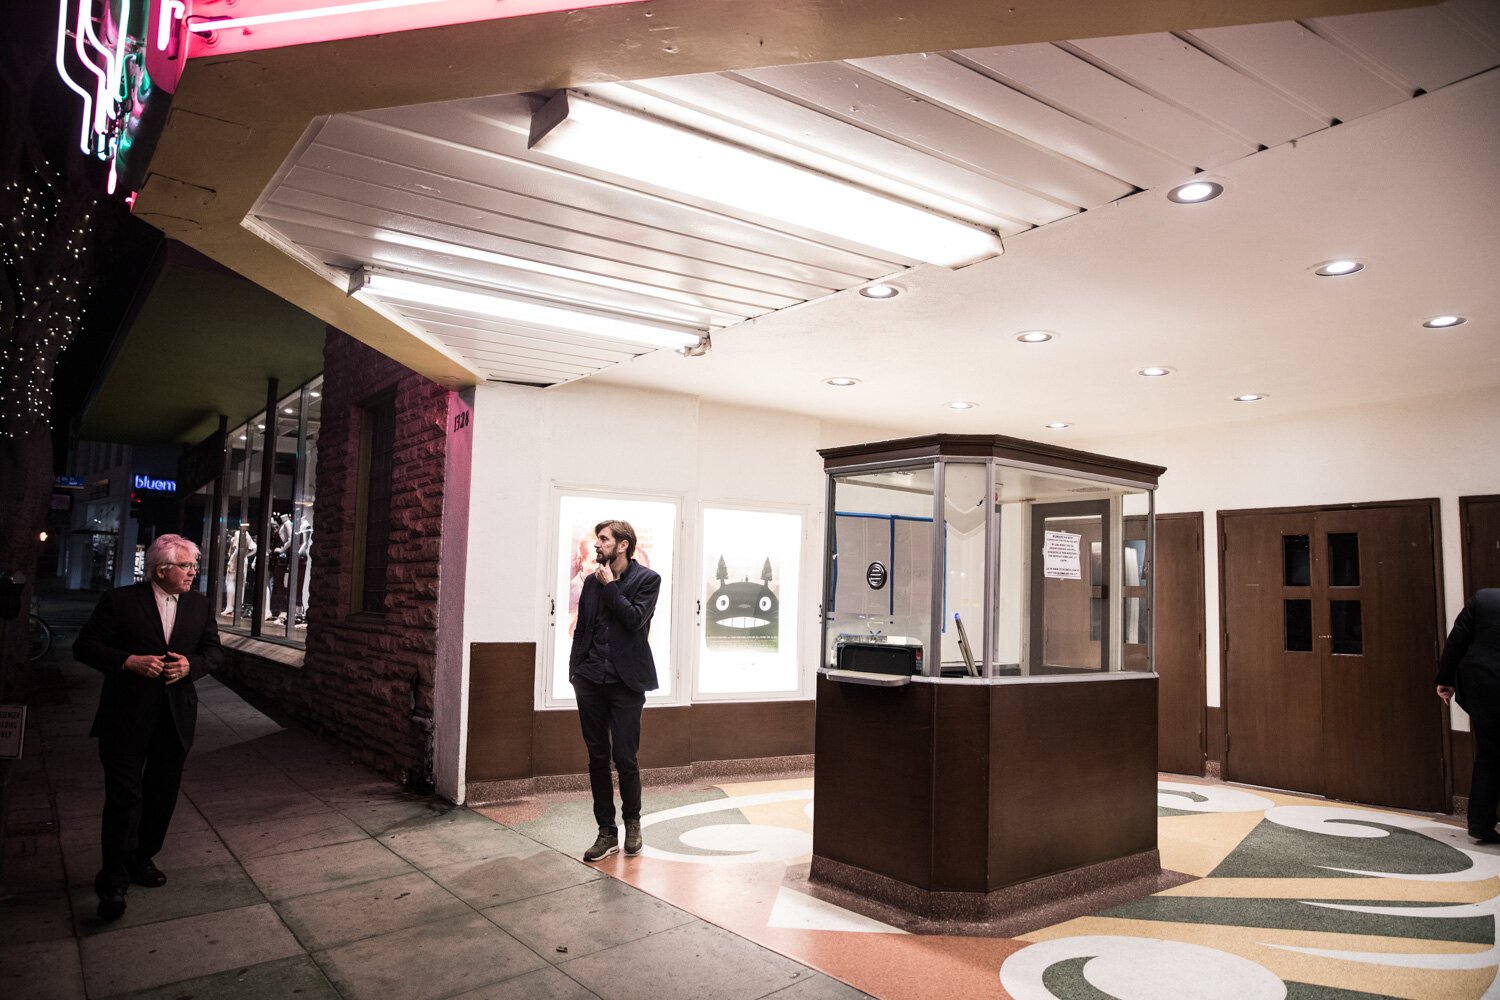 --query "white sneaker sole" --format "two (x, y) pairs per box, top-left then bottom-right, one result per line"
(584, 845), (618, 862)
